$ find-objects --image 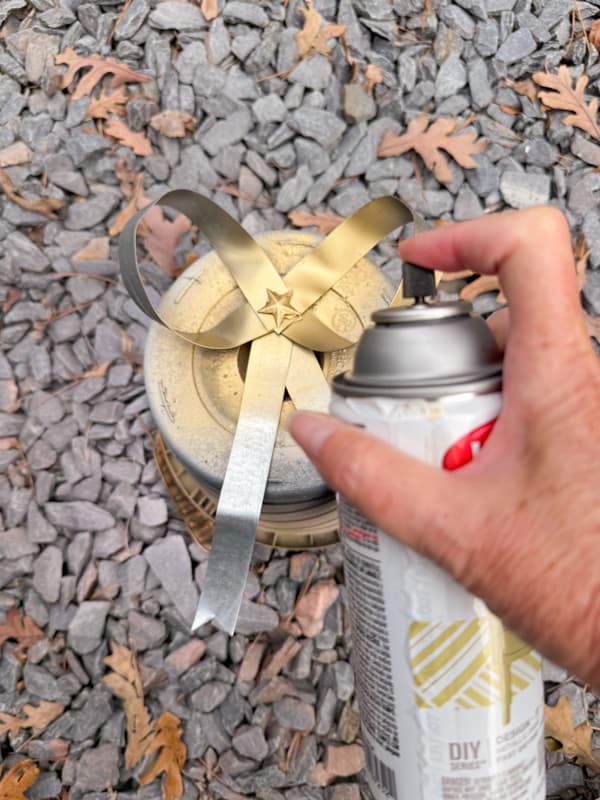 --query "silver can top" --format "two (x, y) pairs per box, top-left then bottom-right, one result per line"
(333, 300), (503, 398)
